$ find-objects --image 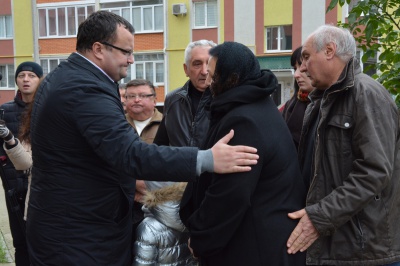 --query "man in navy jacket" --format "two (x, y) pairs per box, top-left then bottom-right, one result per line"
(27, 11), (258, 265)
